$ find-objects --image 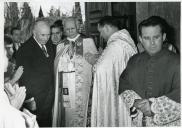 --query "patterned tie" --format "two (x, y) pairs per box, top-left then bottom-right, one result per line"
(41, 44), (49, 57)
(69, 41), (75, 59)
